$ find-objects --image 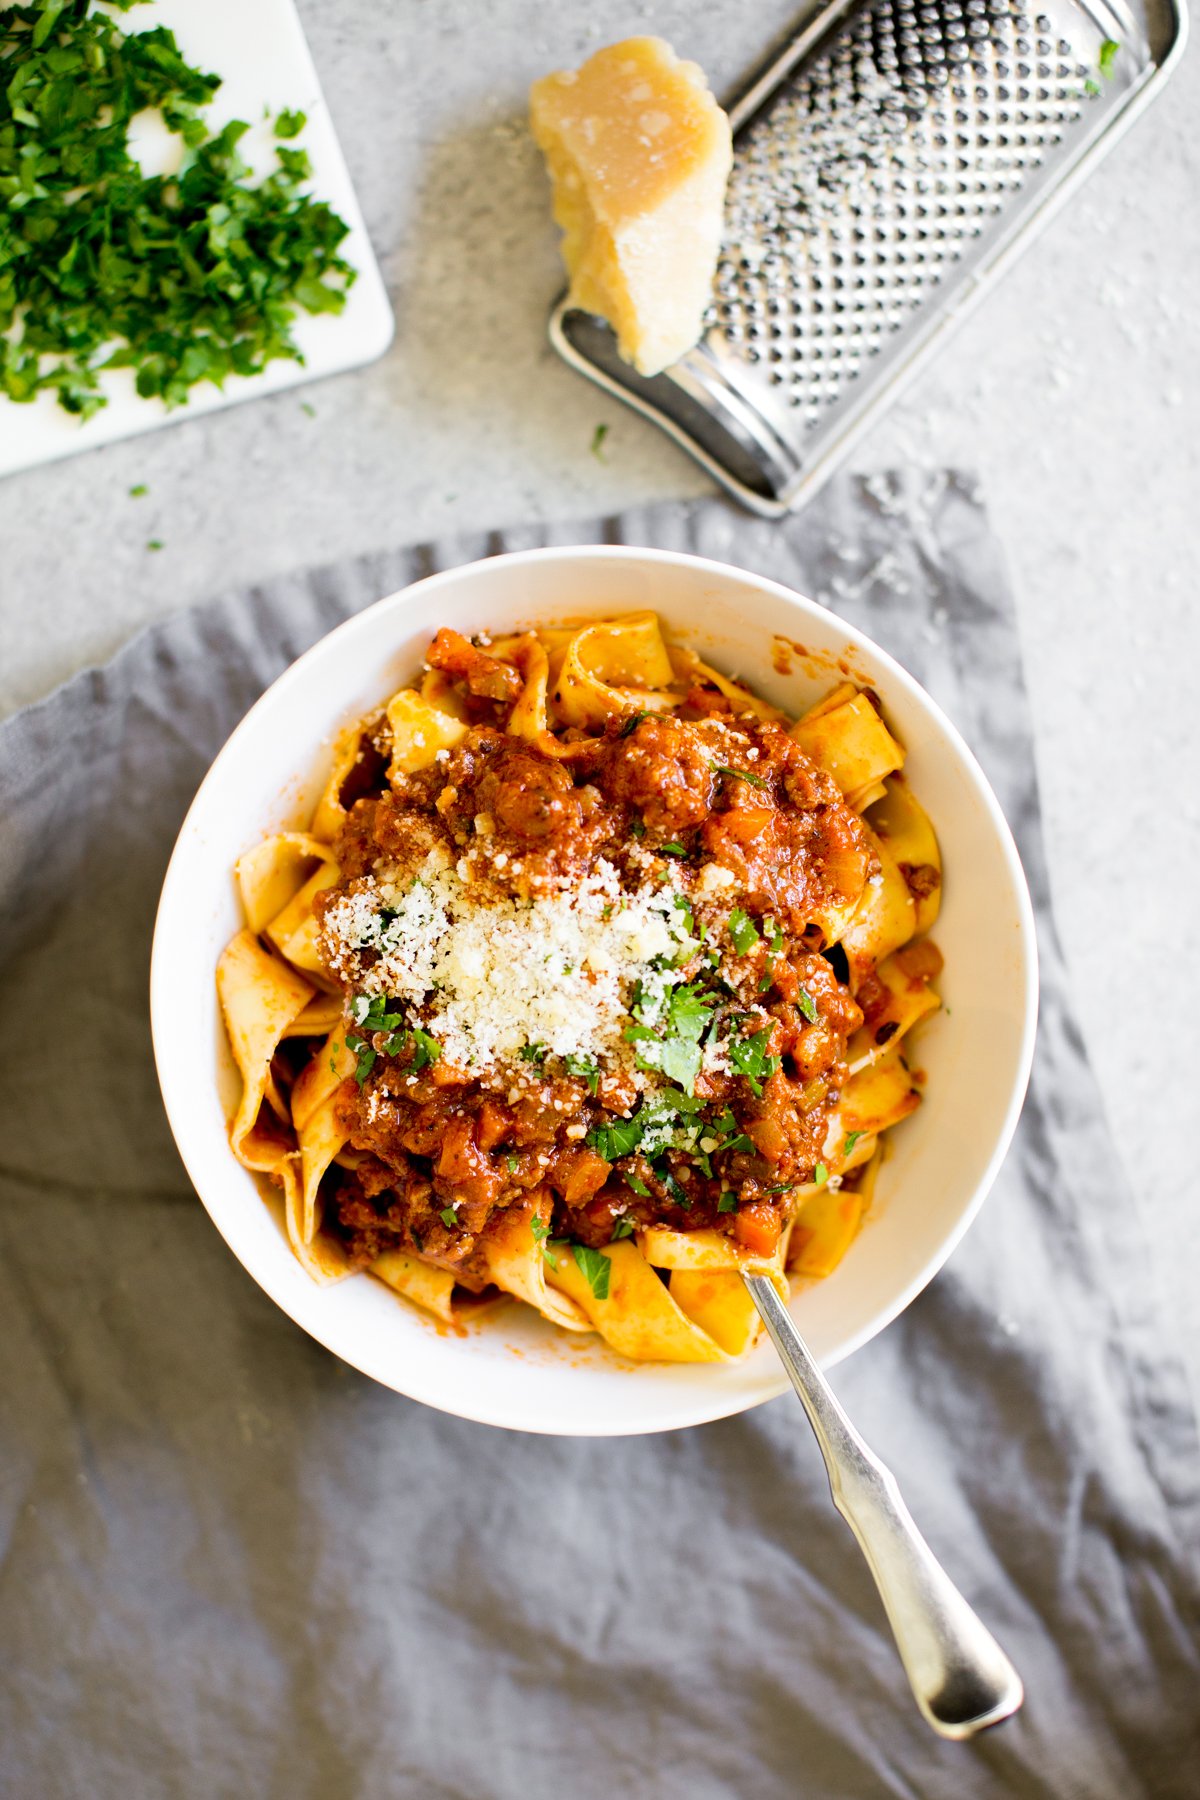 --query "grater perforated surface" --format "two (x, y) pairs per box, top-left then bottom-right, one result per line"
(715, 0), (1100, 431)
(549, 0), (1184, 514)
